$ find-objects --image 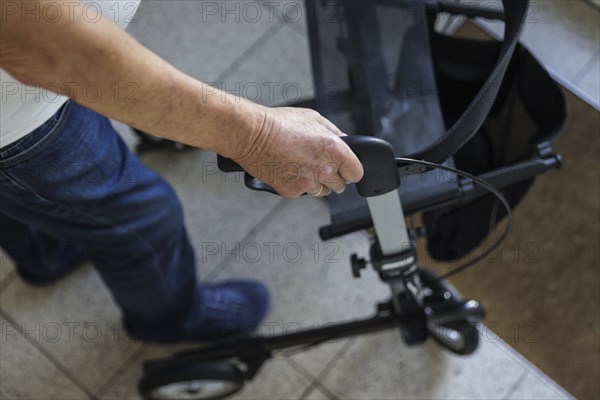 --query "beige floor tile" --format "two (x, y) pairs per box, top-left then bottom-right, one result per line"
(266, 0), (309, 38)
(231, 359), (311, 400)
(0, 263), (142, 393)
(210, 196), (391, 326)
(139, 149), (283, 278)
(318, 329), (527, 400)
(126, 0), (284, 82)
(576, 56), (600, 108)
(97, 343), (197, 399)
(222, 23), (314, 107)
(508, 370), (573, 399)
(288, 338), (351, 379)
(0, 315), (89, 399)
(476, 0), (600, 84)
(304, 385), (333, 400)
